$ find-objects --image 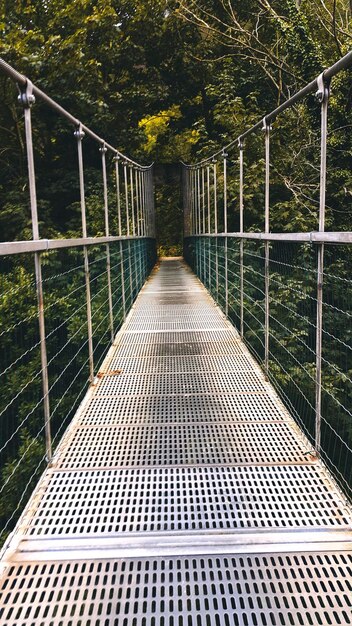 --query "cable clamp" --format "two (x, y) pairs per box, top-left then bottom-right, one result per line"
(74, 125), (85, 140)
(262, 117), (272, 132)
(315, 71), (330, 103)
(17, 79), (35, 108)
